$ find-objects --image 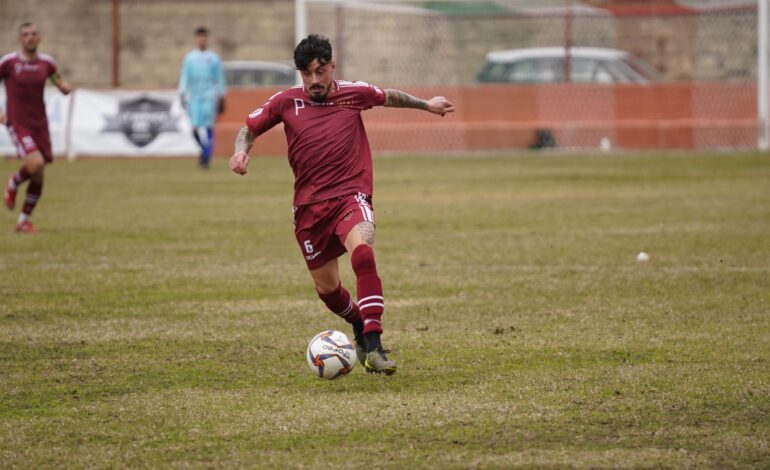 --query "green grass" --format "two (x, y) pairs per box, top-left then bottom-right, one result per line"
(1, 152), (769, 468)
